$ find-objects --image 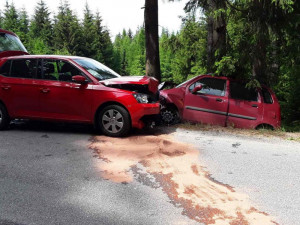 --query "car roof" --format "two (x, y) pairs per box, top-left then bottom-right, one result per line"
(3, 55), (86, 61)
(190, 74), (228, 81)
